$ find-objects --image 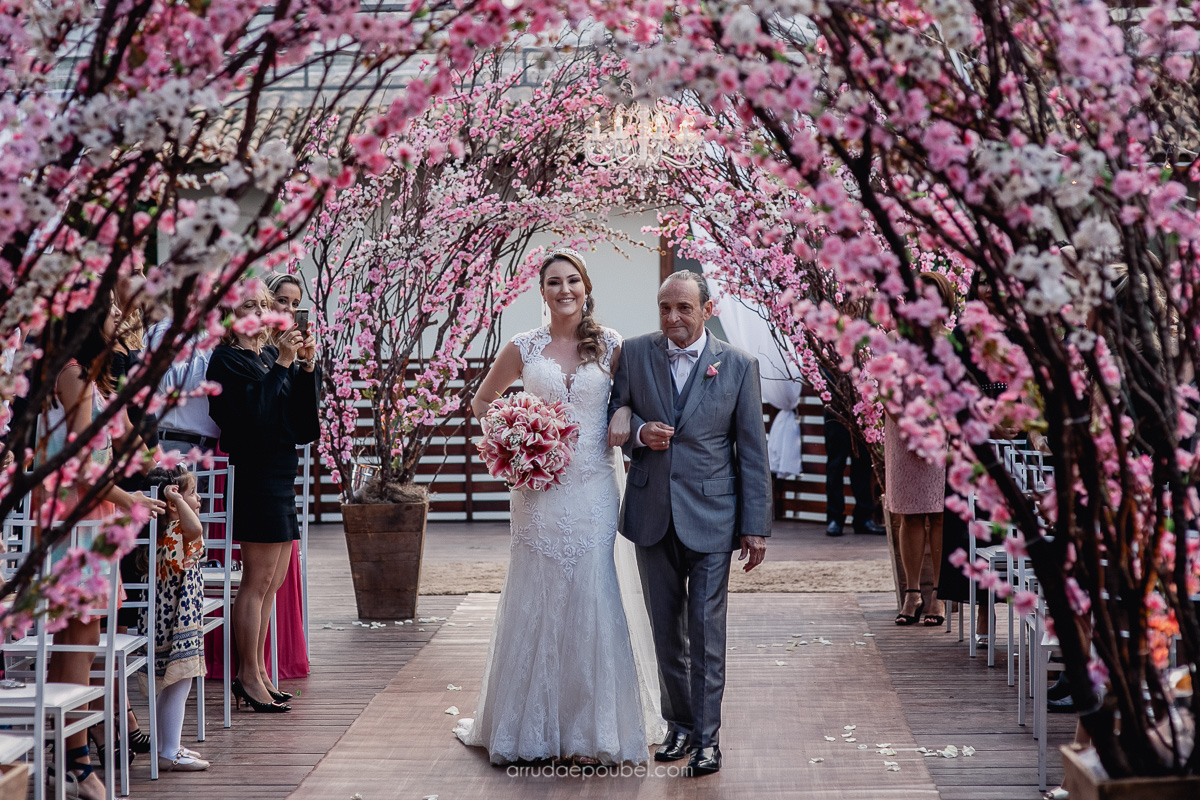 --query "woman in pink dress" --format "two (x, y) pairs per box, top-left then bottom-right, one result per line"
(885, 272), (955, 627)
